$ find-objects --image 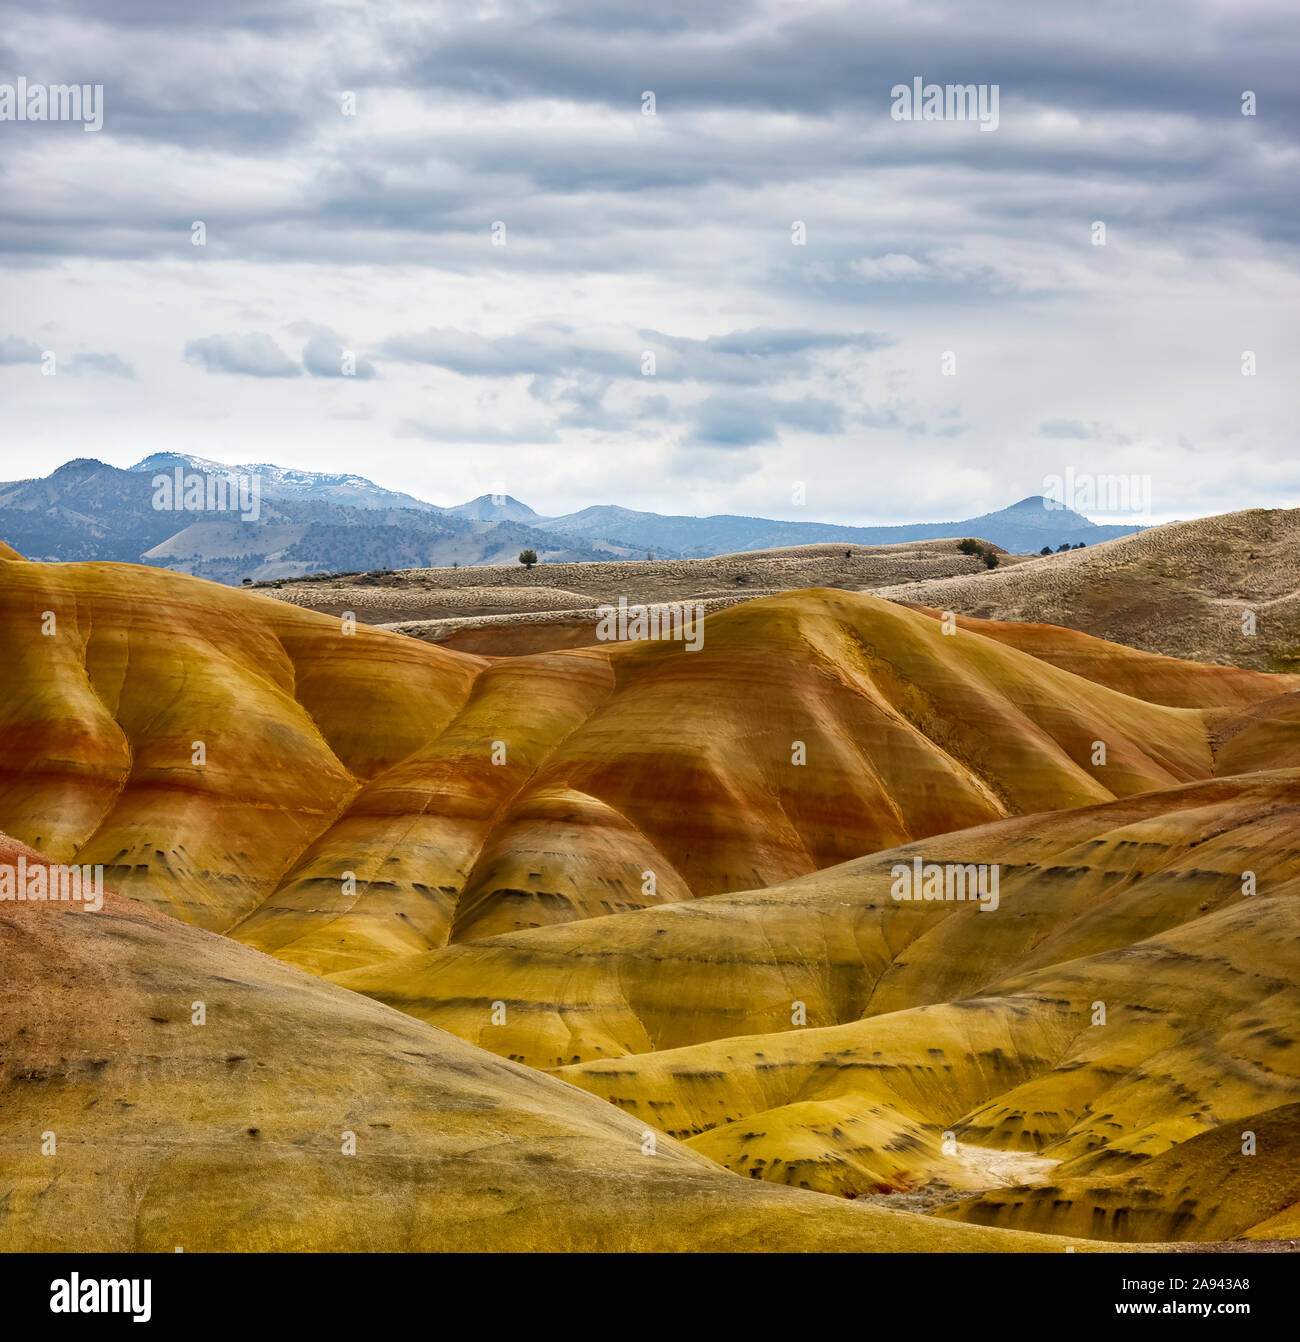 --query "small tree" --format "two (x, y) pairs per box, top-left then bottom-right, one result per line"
(519, 549), (538, 568)
(982, 549), (999, 569)
(1040, 546), (1052, 555)
(1057, 543), (1071, 552)
(956, 538), (983, 556)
